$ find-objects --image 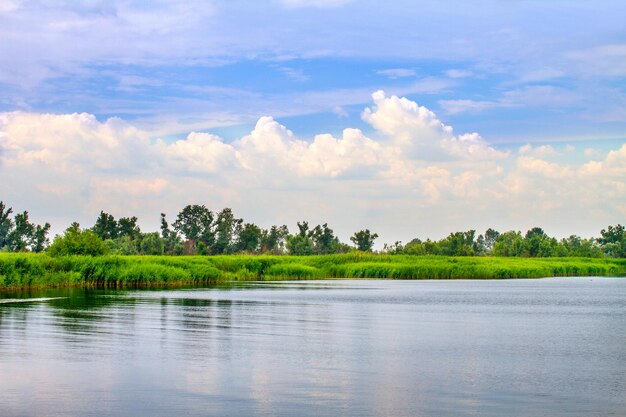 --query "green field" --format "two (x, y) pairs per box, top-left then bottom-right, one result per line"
(1, 253), (625, 291)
